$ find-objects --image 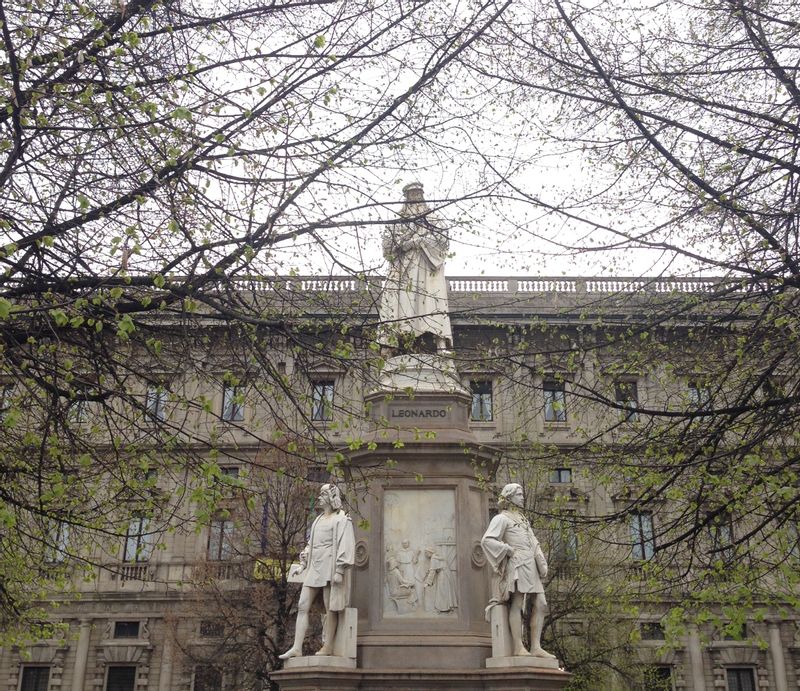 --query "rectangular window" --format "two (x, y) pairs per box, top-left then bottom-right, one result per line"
(105, 666), (136, 691)
(20, 666), (50, 691)
(640, 622), (666, 640)
(710, 513), (734, 562)
(199, 619), (225, 637)
(221, 384), (244, 422)
(193, 666), (223, 691)
(69, 397), (89, 423)
(123, 517), (154, 563)
(145, 385), (167, 421)
(311, 380), (335, 421)
(46, 521), (70, 563)
(726, 668), (756, 691)
(688, 381), (711, 409)
(642, 665), (673, 691)
(790, 522), (800, 560)
(543, 379), (567, 422)
(553, 522), (578, 562)
(0, 383), (14, 419)
(113, 621), (140, 639)
(615, 381), (639, 421)
(220, 466), (239, 479)
(549, 468), (572, 483)
(469, 380), (493, 422)
(630, 512), (655, 560)
(207, 518), (234, 561)
(724, 623), (748, 641)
